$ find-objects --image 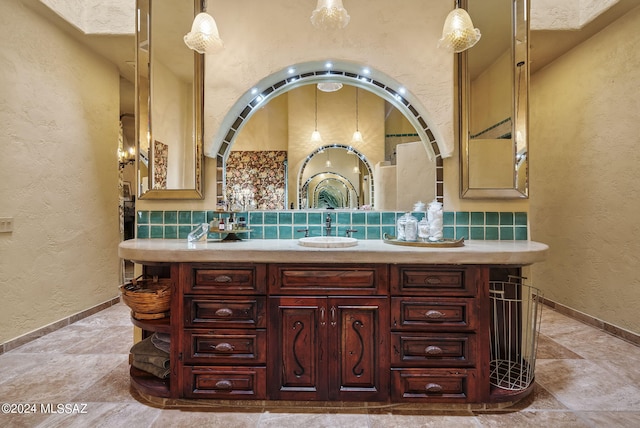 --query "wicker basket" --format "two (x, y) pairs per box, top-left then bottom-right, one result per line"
(120, 275), (171, 320)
